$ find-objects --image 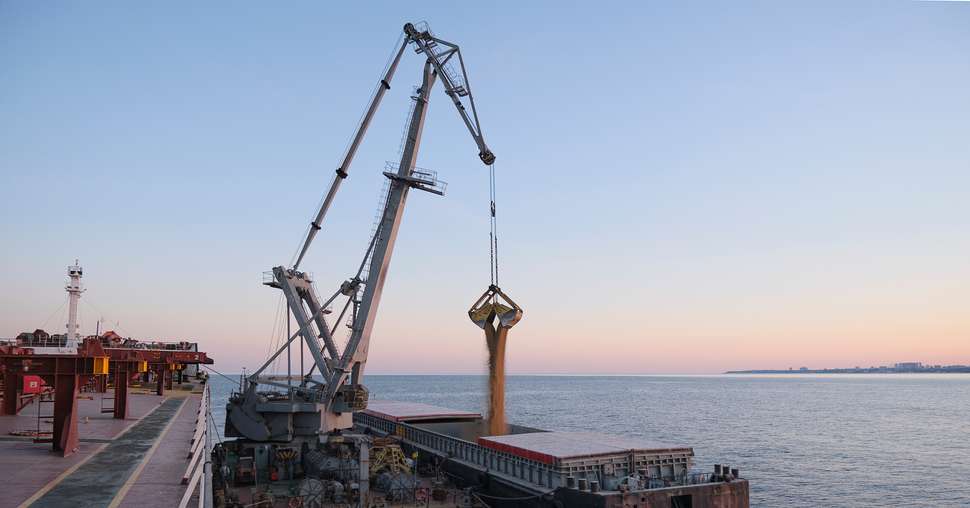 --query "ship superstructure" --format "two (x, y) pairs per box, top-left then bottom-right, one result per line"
(0, 262), (215, 508)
